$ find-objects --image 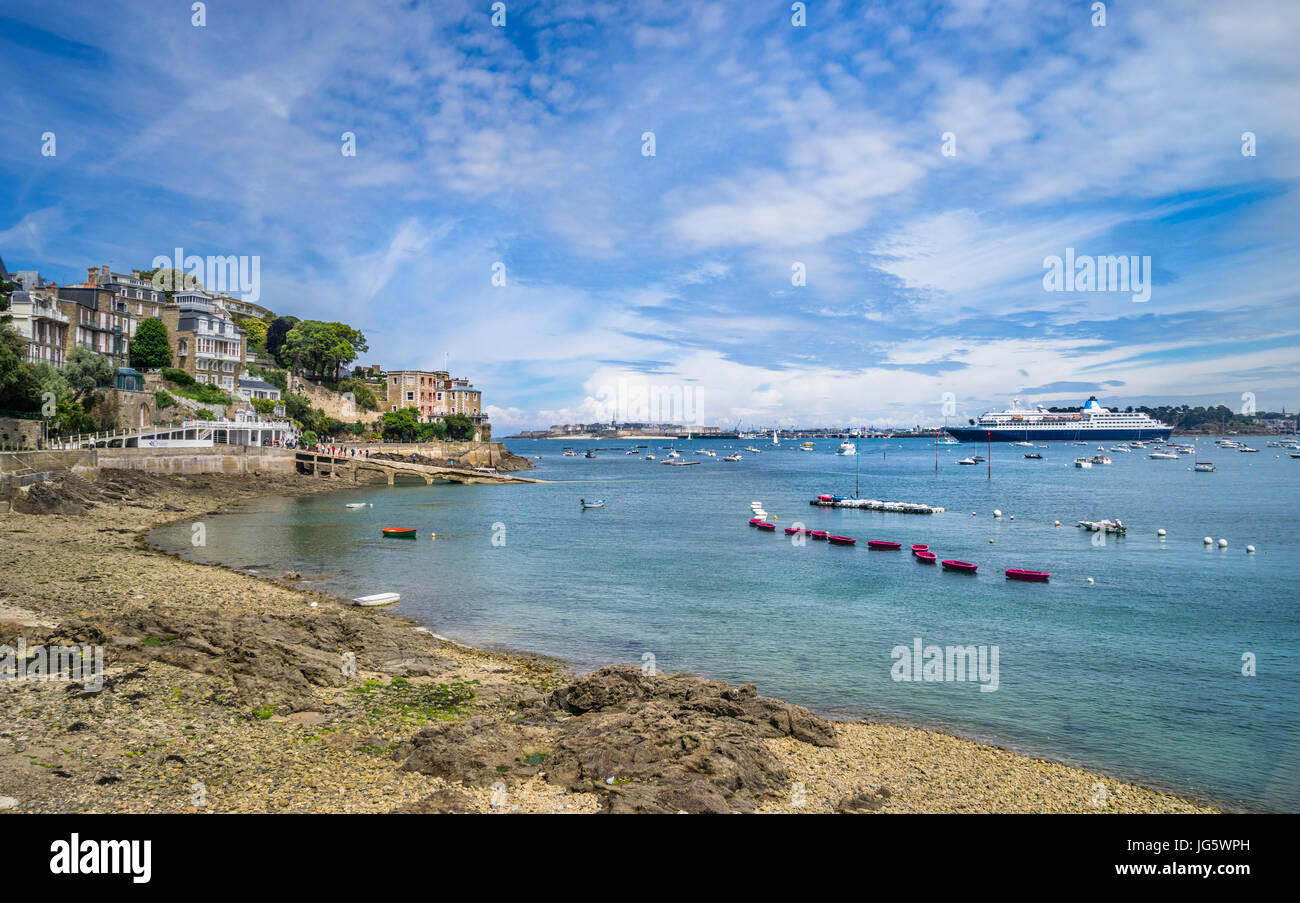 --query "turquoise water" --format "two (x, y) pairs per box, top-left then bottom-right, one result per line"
(152, 437), (1300, 811)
